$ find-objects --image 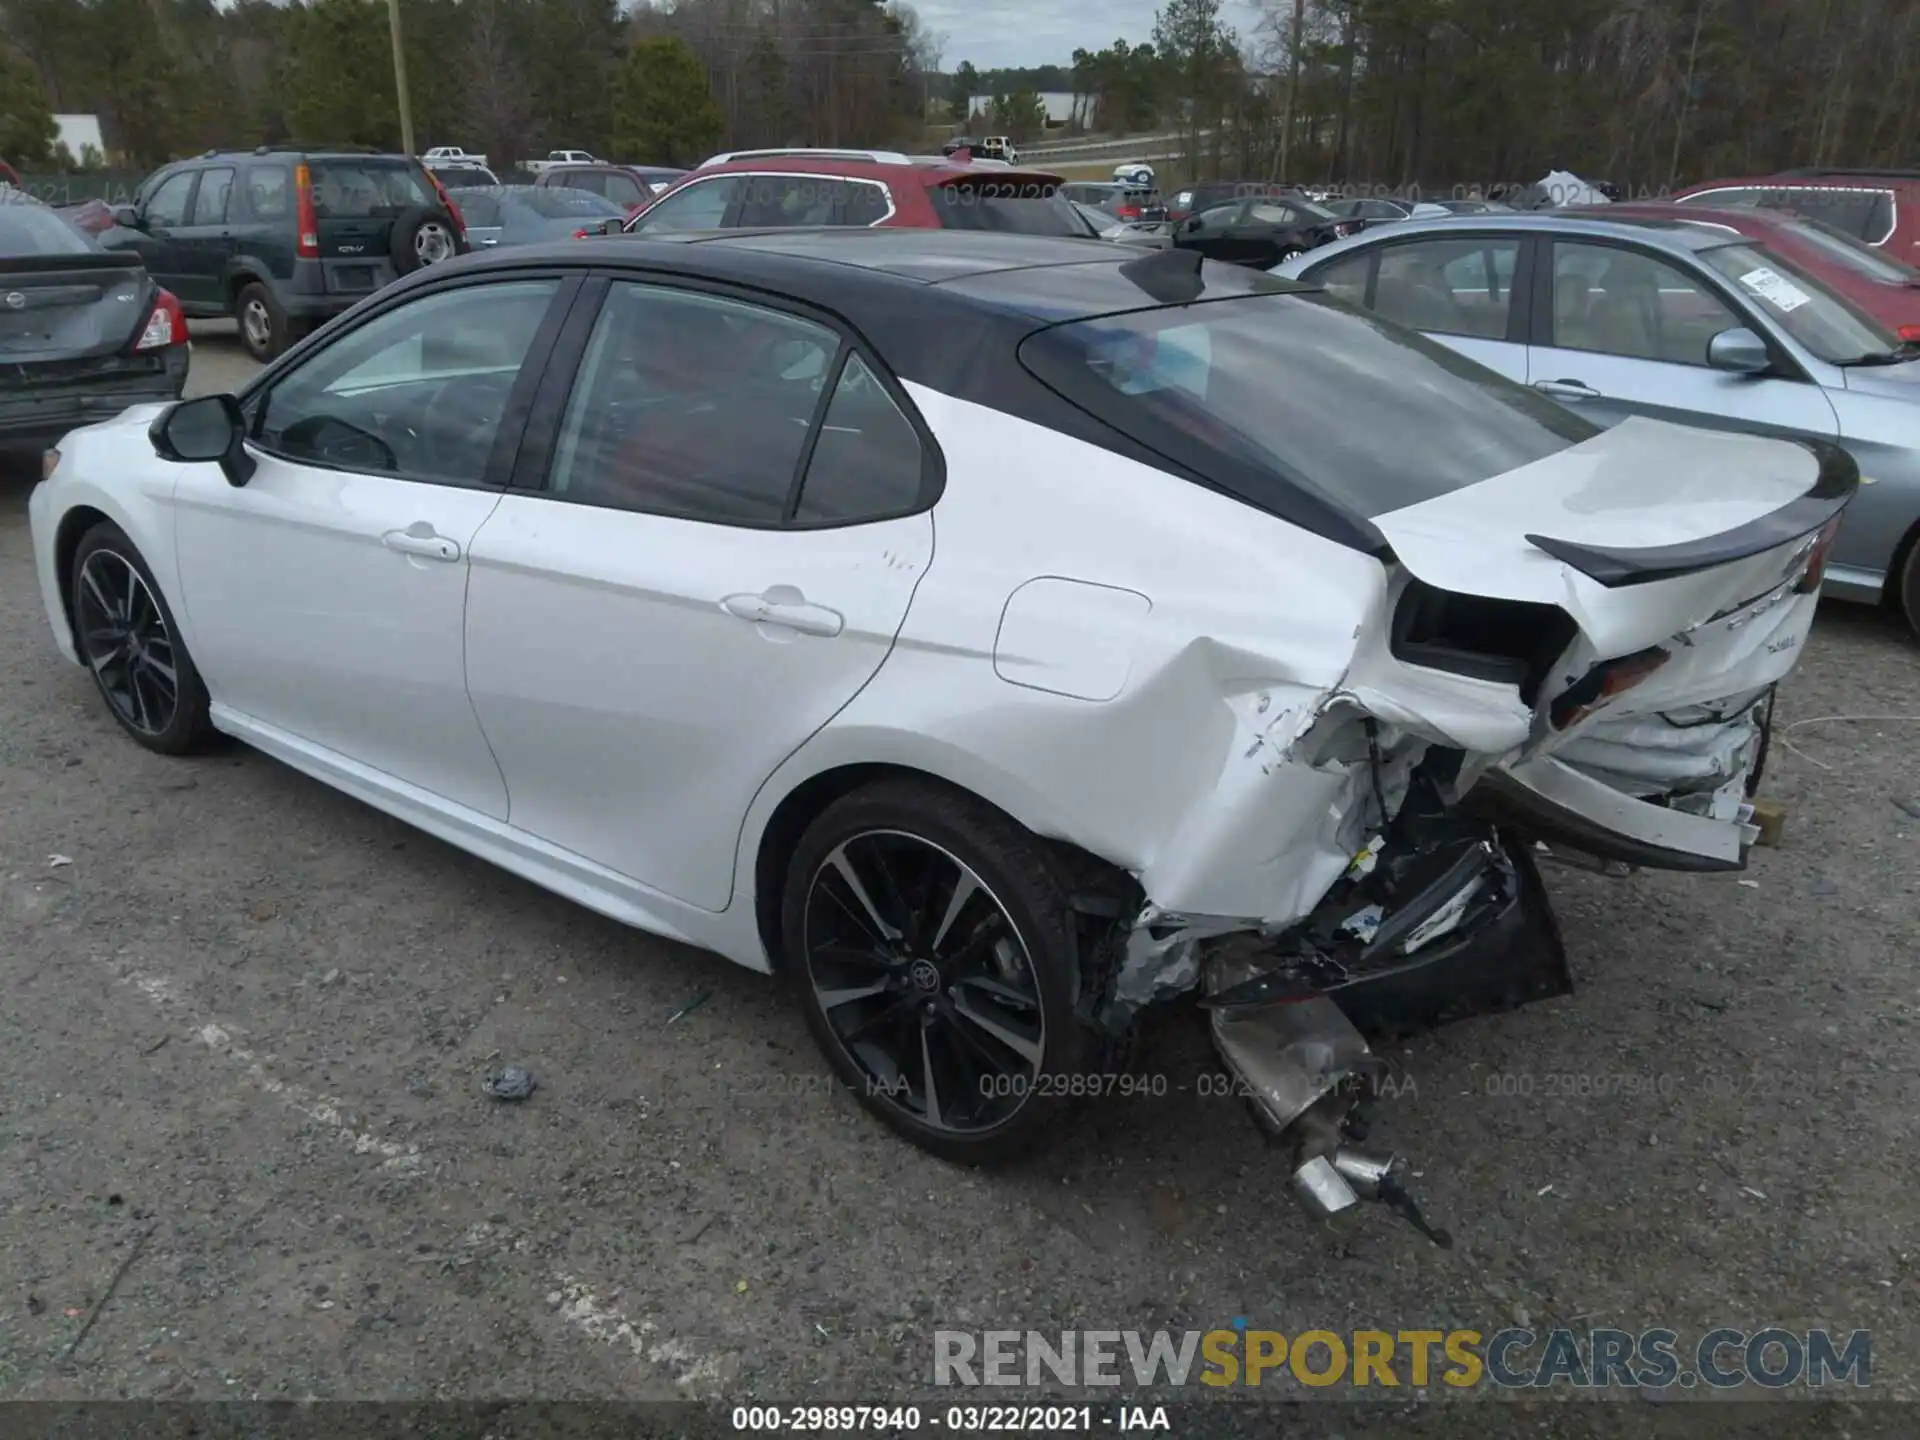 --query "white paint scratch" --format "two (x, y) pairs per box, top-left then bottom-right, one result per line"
(549, 1274), (724, 1392)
